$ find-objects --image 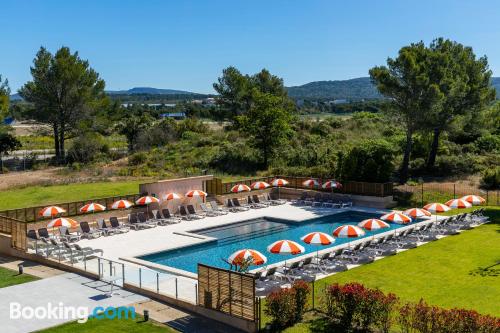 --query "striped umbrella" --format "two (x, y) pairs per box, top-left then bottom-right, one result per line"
(445, 199), (472, 209)
(301, 232), (335, 245)
(164, 192), (182, 201)
(228, 249), (267, 266)
(185, 190), (207, 198)
(271, 178), (289, 187)
(250, 181), (270, 190)
(322, 180), (342, 189)
(333, 225), (365, 238)
(230, 184), (252, 193)
(267, 240), (305, 255)
(111, 199), (134, 210)
(302, 179), (320, 188)
(47, 217), (78, 228)
(423, 203), (451, 213)
(358, 219), (390, 231)
(80, 203), (106, 213)
(39, 206), (66, 218)
(403, 208), (432, 219)
(460, 195), (485, 205)
(135, 196), (160, 205)
(380, 212), (412, 224)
